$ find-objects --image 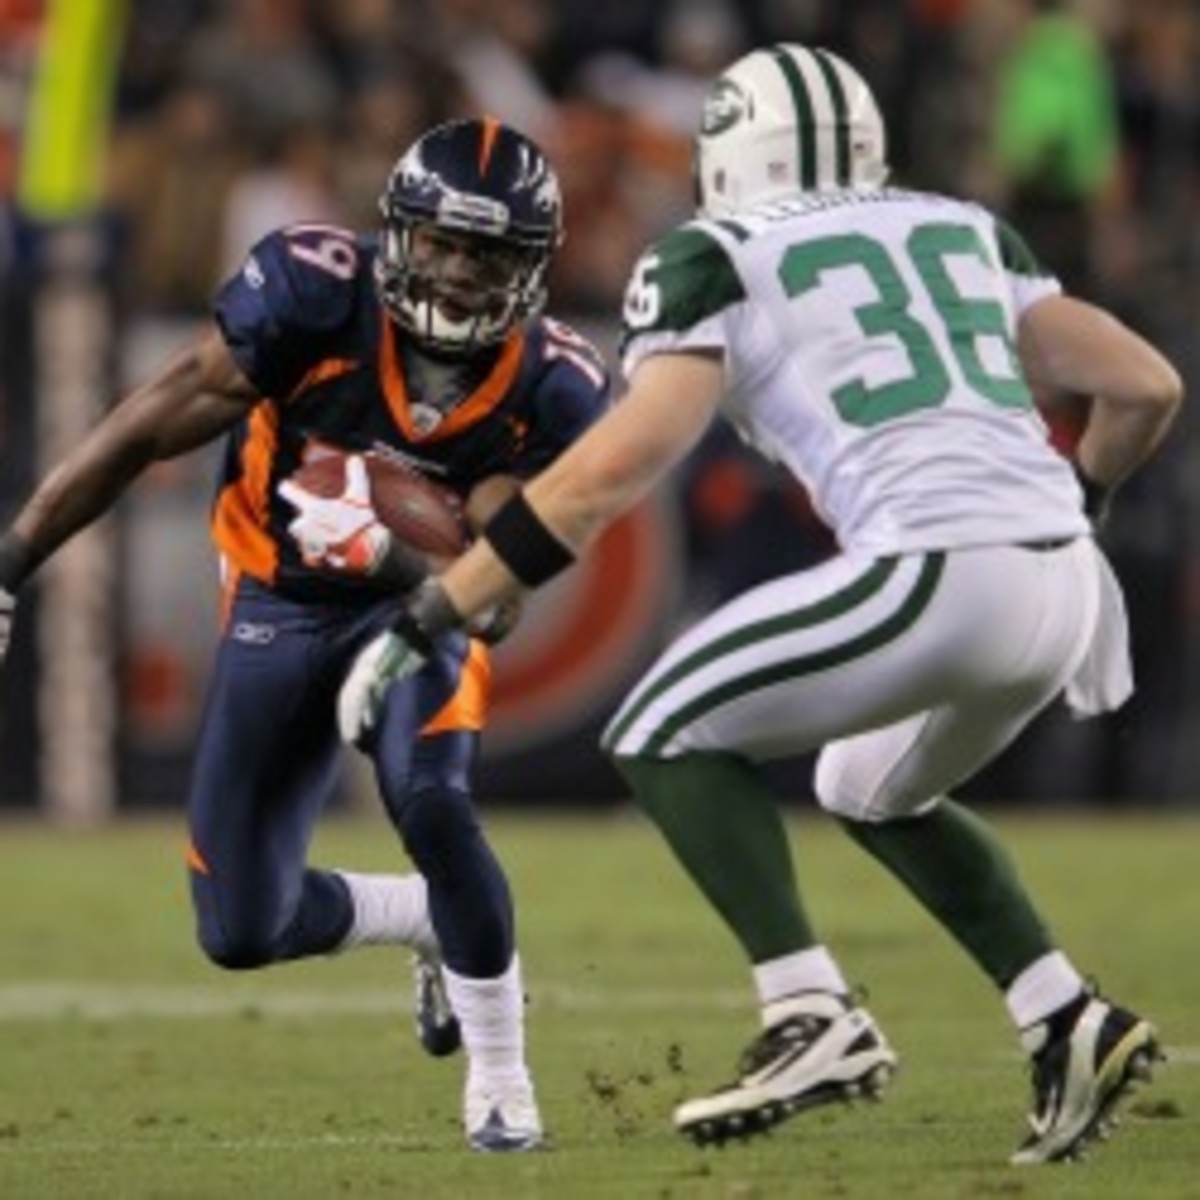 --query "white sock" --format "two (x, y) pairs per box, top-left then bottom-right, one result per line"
(333, 871), (435, 954)
(754, 947), (850, 1026)
(444, 954), (530, 1091)
(1006, 950), (1085, 1031)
